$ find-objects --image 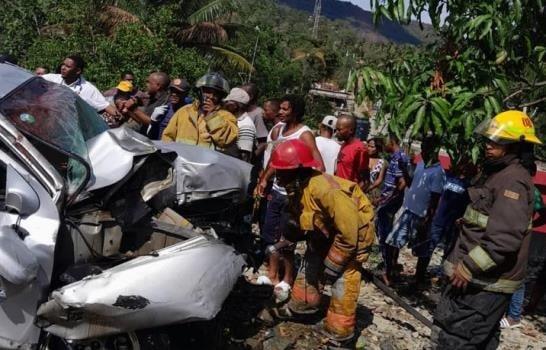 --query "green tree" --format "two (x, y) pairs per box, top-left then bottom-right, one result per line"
(159, 0), (253, 71)
(230, 0), (365, 119)
(356, 0), (546, 164)
(2, 0), (252, 87)
(2, 0), (369, 127)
